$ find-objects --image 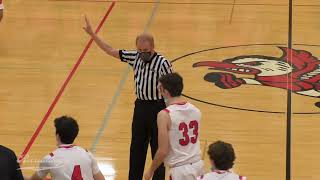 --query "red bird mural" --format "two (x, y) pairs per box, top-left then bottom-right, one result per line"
(193, 47), (320, 98)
